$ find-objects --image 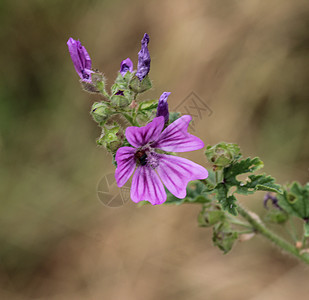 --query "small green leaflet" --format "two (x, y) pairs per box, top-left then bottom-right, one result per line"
(278, 182), (309, 236)
(215, 157), (282, 215)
